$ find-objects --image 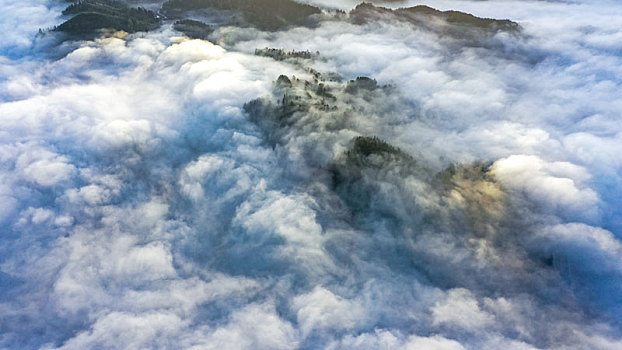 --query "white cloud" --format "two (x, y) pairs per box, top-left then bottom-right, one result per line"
(431, 288), (495, 331)
(187, 303), (299, 350)
(492, 154), (600, 222)
(292, 286), (365, 335)
(15, 145), (75, 187)
(540, 223), (622, 258)
(329, 329), (466, 350)
(48, 311), (186, 350)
